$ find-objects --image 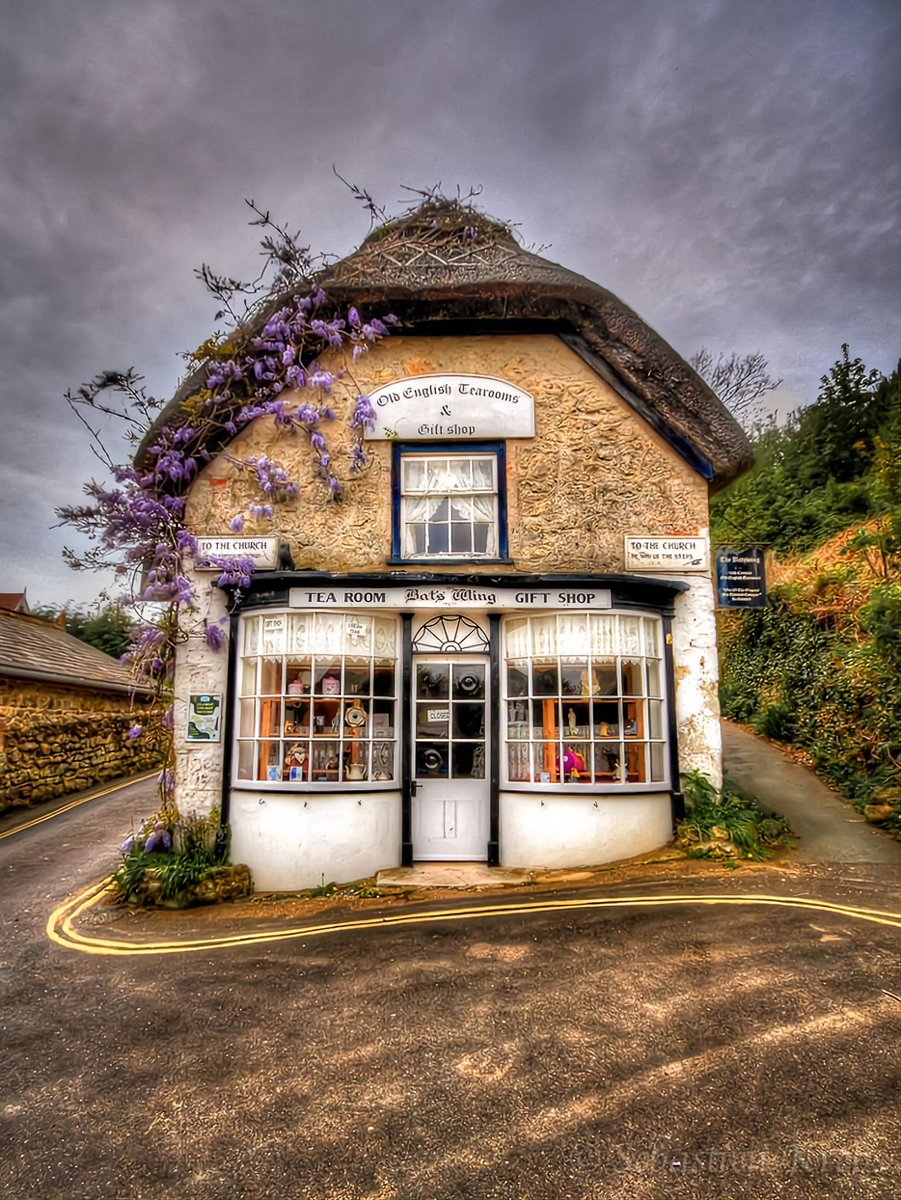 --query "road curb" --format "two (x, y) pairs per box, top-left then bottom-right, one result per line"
(47, 879), (901, 958)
